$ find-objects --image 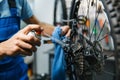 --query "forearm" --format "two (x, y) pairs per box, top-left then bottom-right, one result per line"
(24, 15), (54, 36)
(39, 22), (54, 36)
(23, 15), (70, 36)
